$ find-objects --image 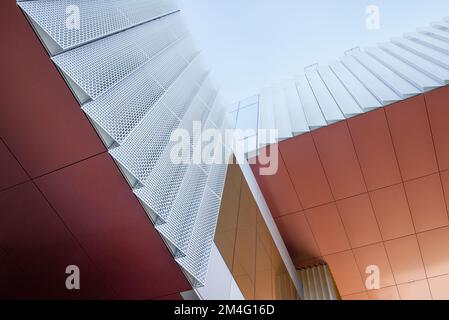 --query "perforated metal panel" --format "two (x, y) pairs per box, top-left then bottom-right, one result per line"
(156, 164), (209, 255)
(177, 189), (221, 286)
(133, 76), (213, 223)
(177, 162), (228, 286)
(53, 13), (185, 100)
(111, 103), (181, 185)
(82, 65), (165, 145)
(18, 0), (179, 54)
(108, 53), (206, 182)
